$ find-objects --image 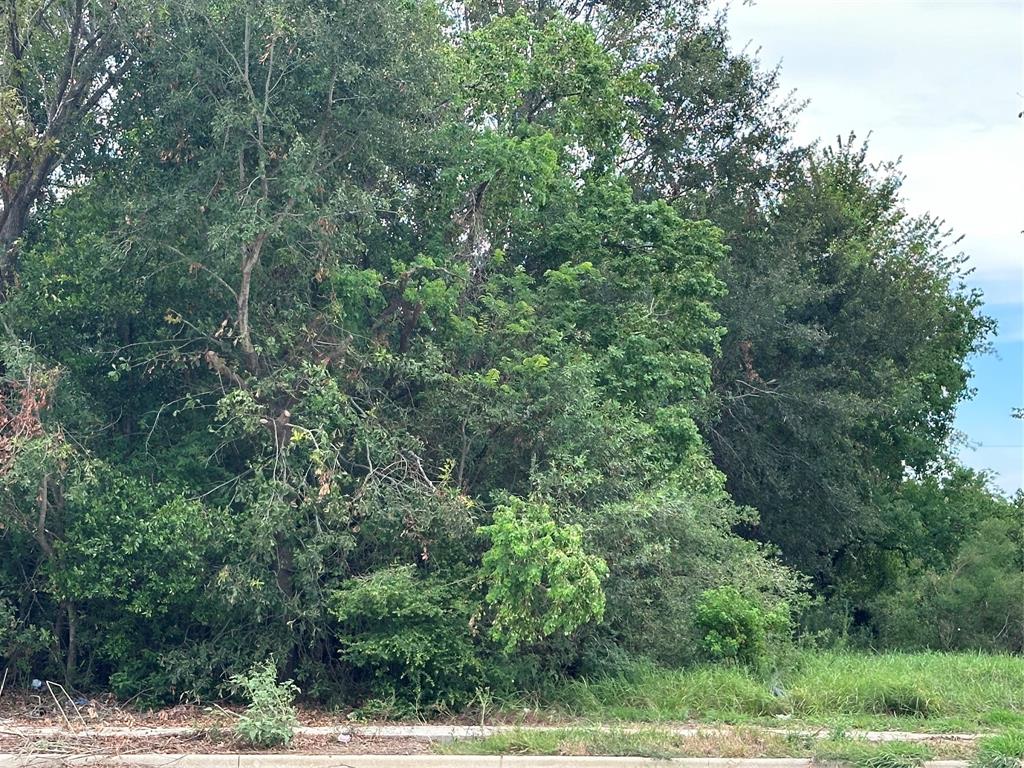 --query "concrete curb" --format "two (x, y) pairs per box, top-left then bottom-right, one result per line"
(0, 757), (976, 768)
(0, 725), (985, 743)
